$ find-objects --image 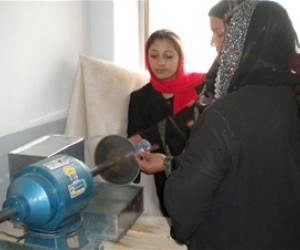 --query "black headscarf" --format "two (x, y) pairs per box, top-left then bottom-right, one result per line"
(208, 1), (231, 19)
(222, 1), (300, 94)
(209, 0), (248, 19)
